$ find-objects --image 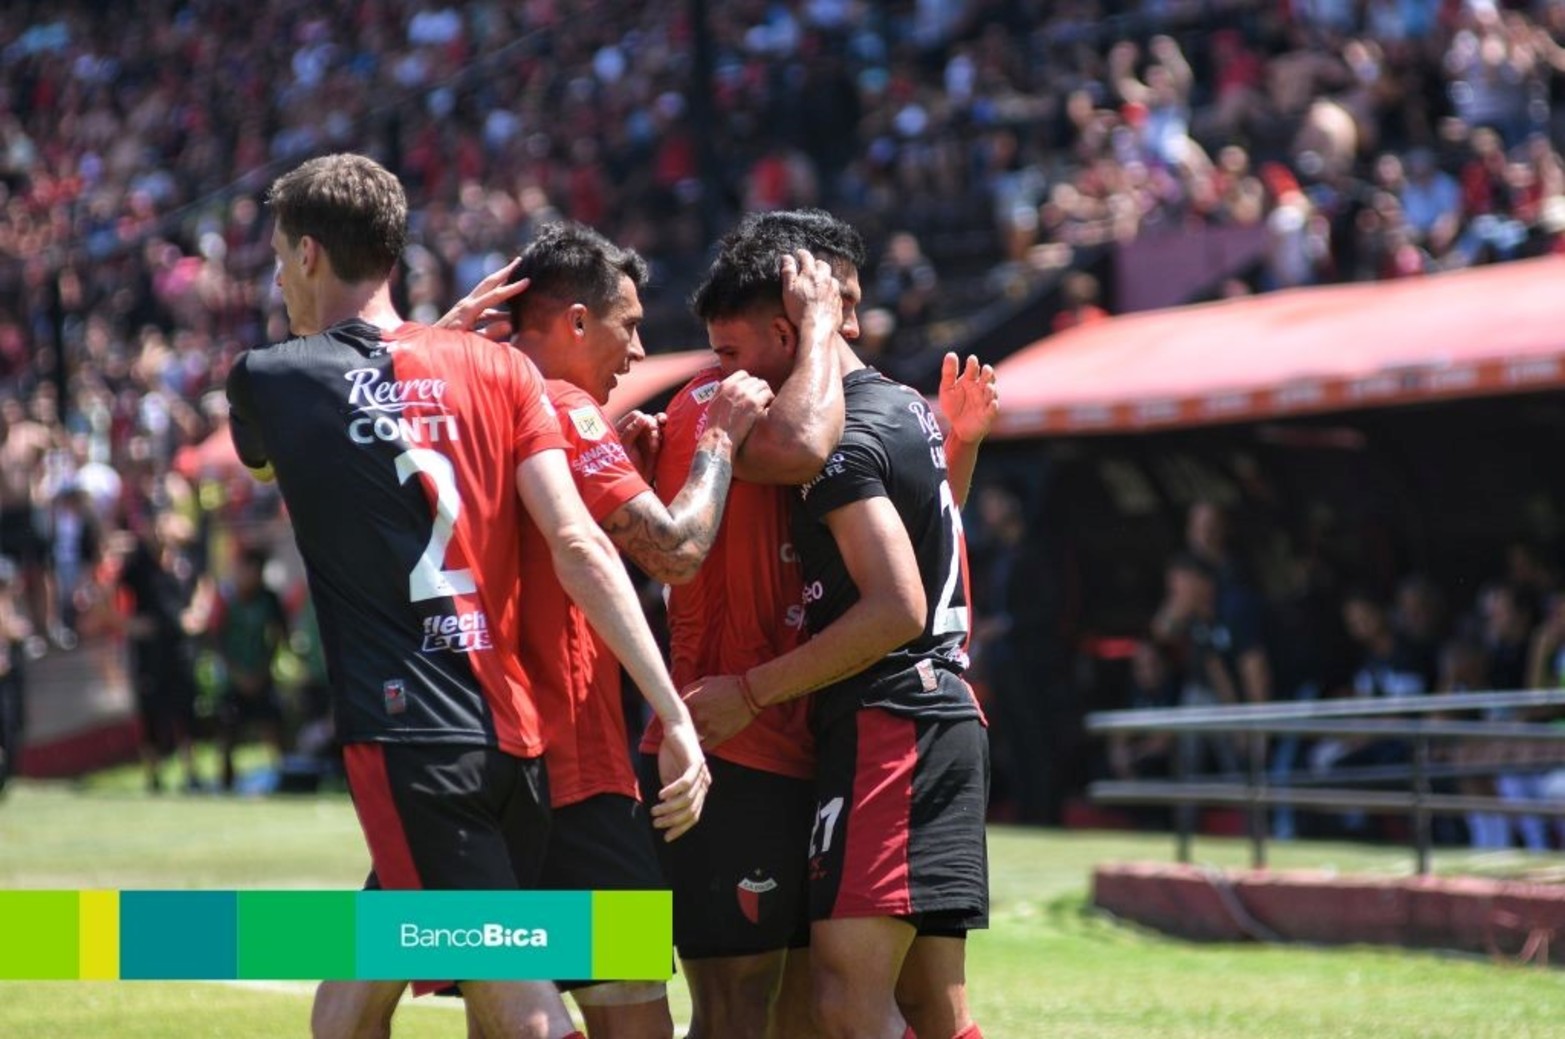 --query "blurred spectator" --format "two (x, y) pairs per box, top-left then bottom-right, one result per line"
(1310, 589), (1428, 792)
(1106, 641), (1179, 783)
(873, 231), (939, 328)
(118, 512), (210, 793)
(0, 557), (30, 793)
(1051, 271), (1109, 333)
(1149, 554), (1244, 773)
(1183, 500), (1271, 705)
(47, 485), (99, 645)
(1391, 573), (1446, 690)
(210, 545), (288, 792)
(968, 482), (1060, 823)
